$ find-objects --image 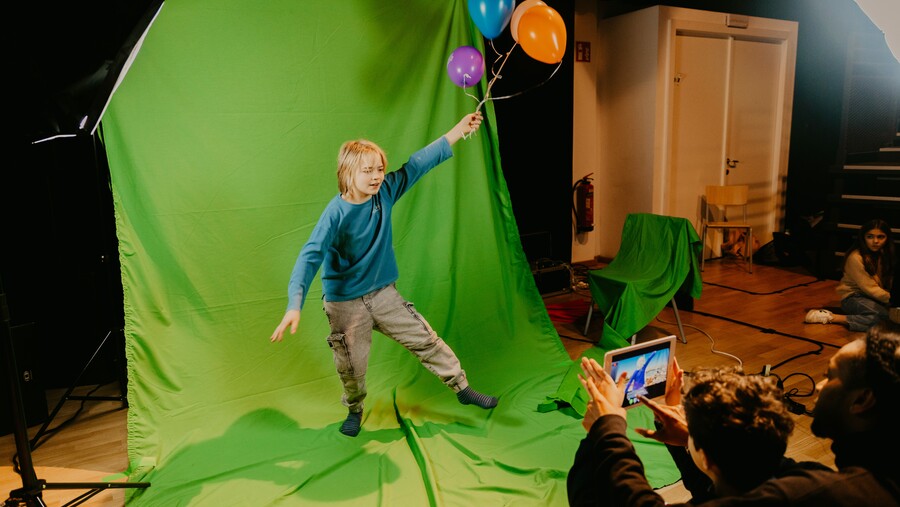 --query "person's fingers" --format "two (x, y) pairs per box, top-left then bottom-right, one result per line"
(584, 376), (604, 400)
(579, 375), (598, 402)
(673, 360), (684, 385)
(583, 358), (606, 383)
(638, 395), (667, 417)
(634, 427), (656, 438)
(587, 358), (615, 384)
